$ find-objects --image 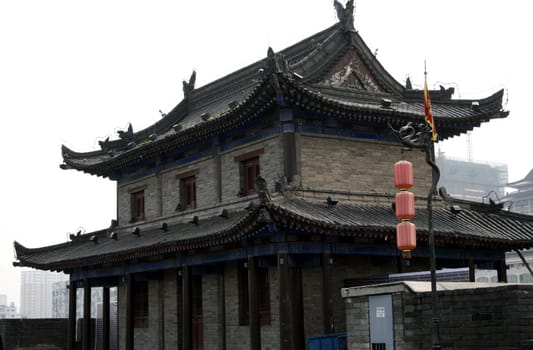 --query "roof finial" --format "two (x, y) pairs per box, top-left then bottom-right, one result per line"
(333, 0), (355, 32)
(182, 70), (196, 99)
